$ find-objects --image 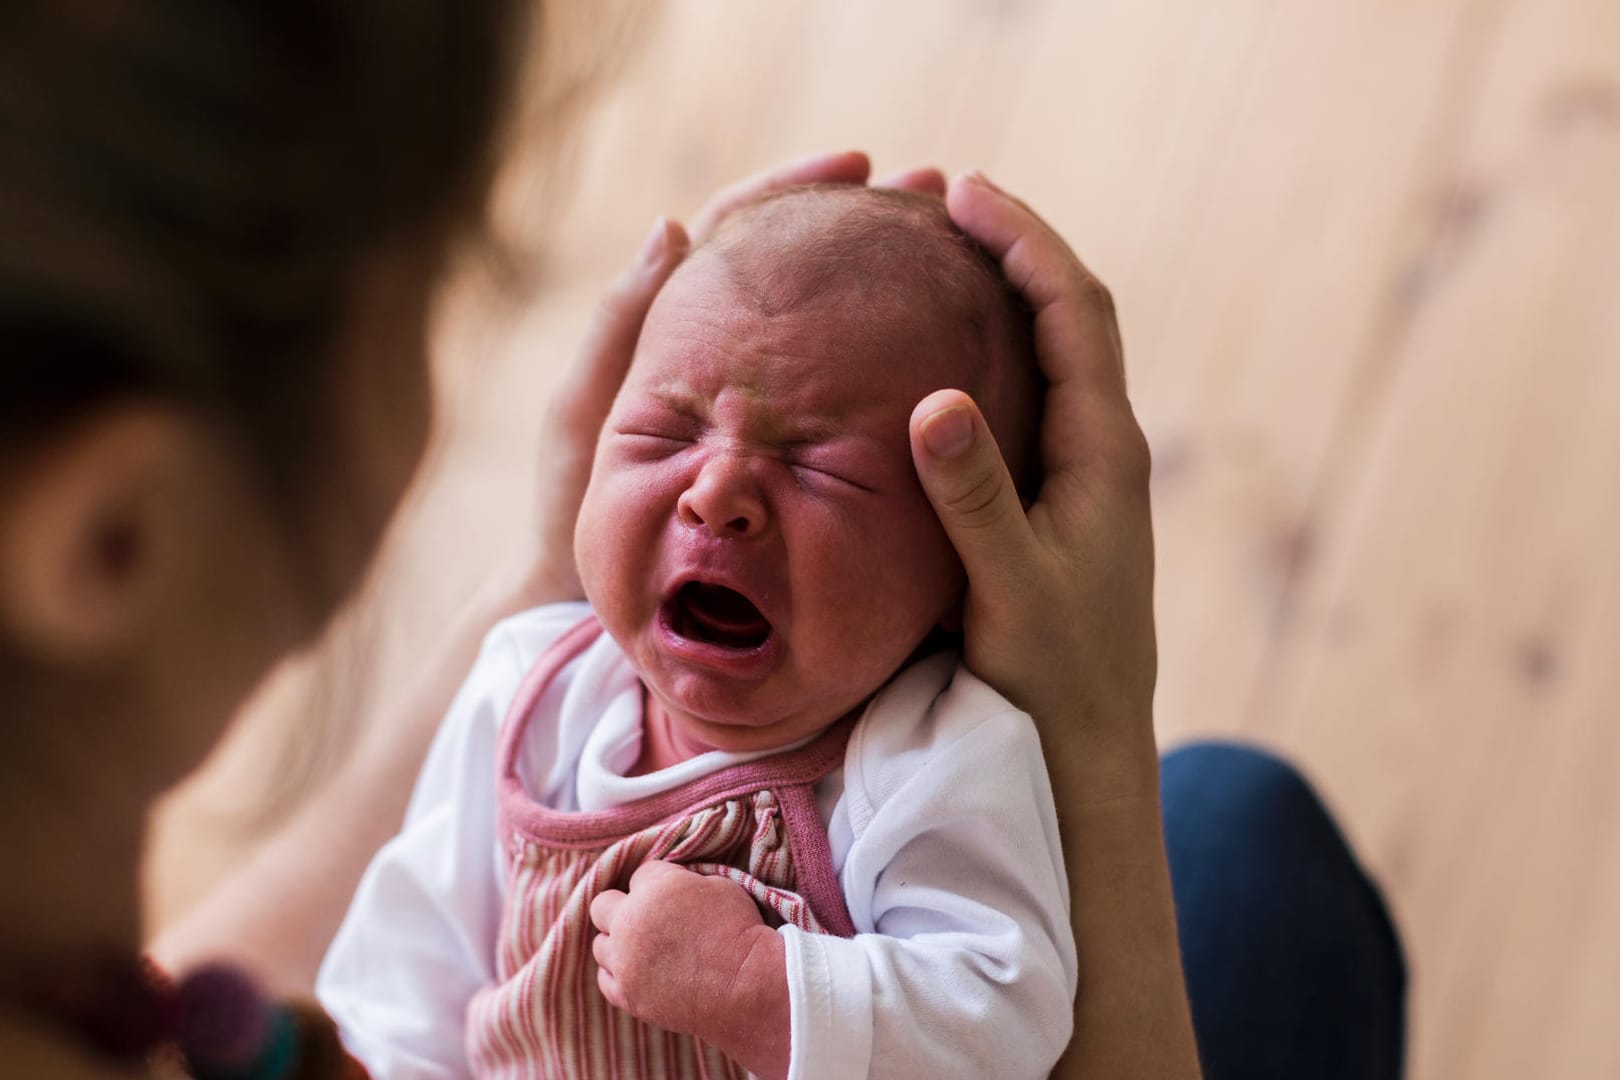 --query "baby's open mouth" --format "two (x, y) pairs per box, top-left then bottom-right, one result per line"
(667, 582), (773, 650)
